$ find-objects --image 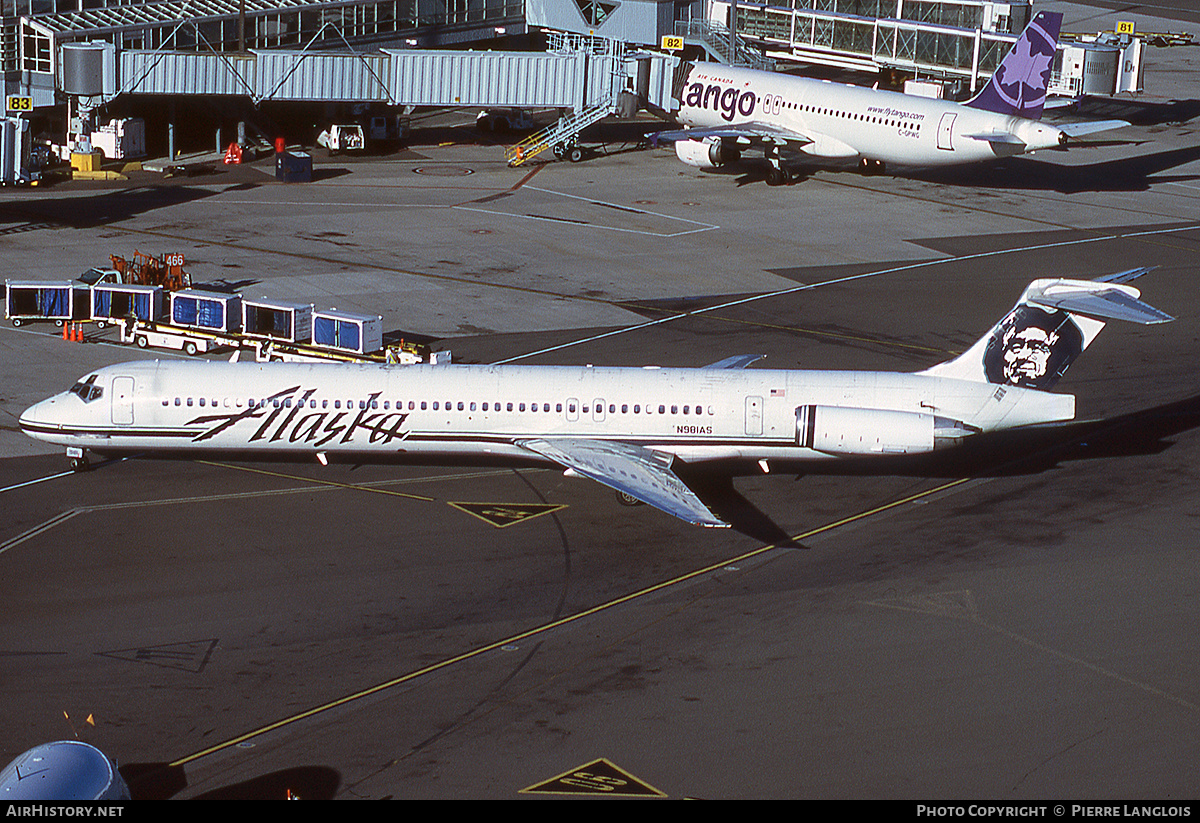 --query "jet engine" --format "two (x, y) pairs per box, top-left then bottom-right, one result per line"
(674, 139), (740, 168)
(795, 405), (975, 455)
